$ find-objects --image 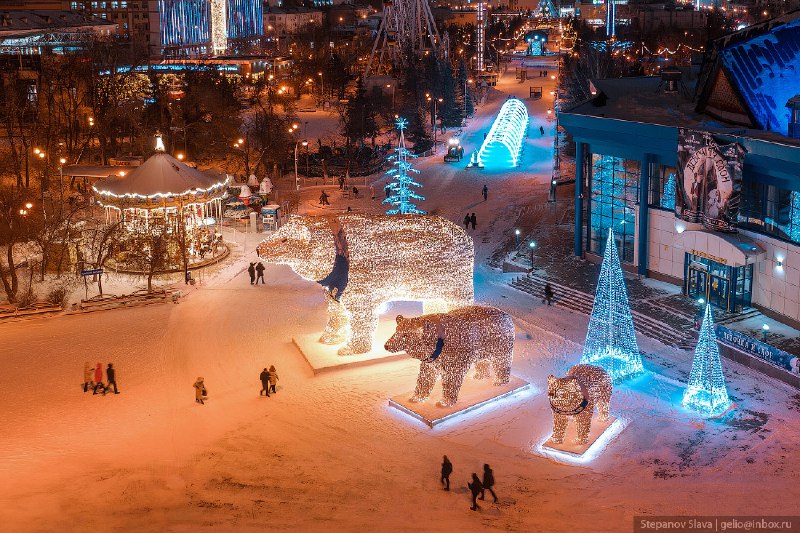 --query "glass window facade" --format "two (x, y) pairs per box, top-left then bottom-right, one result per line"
(589, 154), (639, 263)
(648, 163), (677, 211)
(684, 253), (753, 312)
(739, 183), (800, 244)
